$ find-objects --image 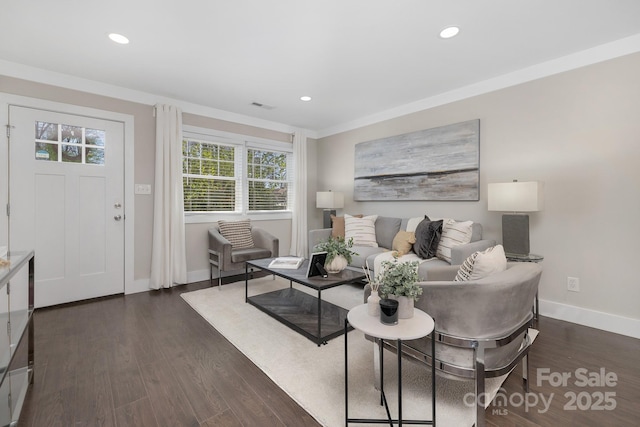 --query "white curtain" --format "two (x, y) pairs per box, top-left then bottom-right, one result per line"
(289, 130), (308, 257)
(149, 104), (188, 289)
